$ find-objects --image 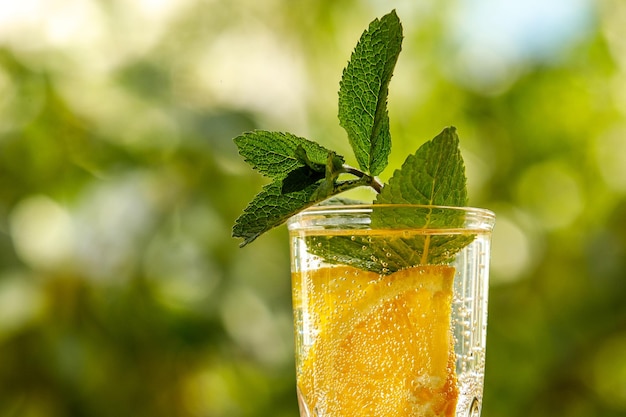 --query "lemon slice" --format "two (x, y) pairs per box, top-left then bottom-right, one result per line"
(294, 265), (458, 417)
